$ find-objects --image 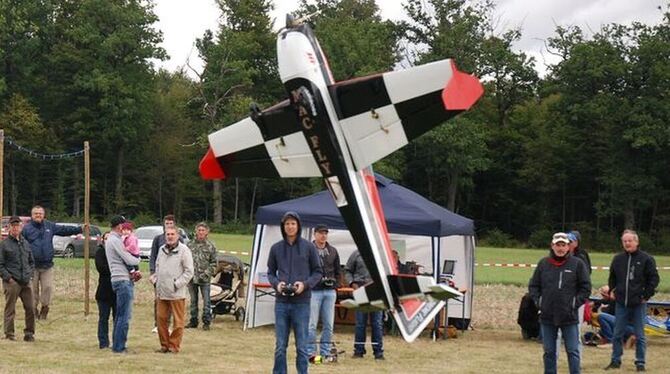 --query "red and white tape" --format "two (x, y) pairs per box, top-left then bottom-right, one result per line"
(218, 250), (250, 256)
(475, 263), (670, 271)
